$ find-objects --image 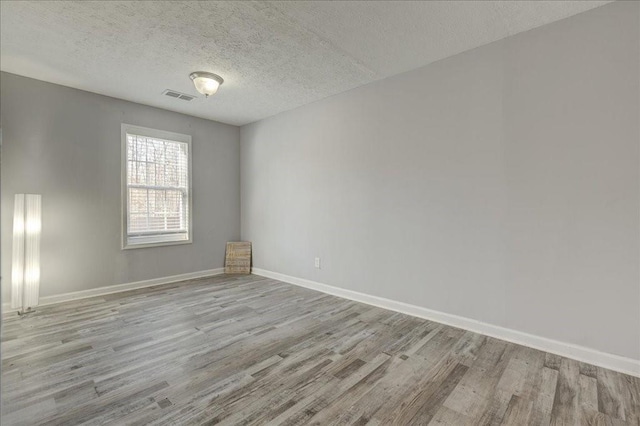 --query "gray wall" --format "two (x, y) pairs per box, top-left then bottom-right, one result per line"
(241, 1), (640, 360)
(1, 72), (240, 300)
